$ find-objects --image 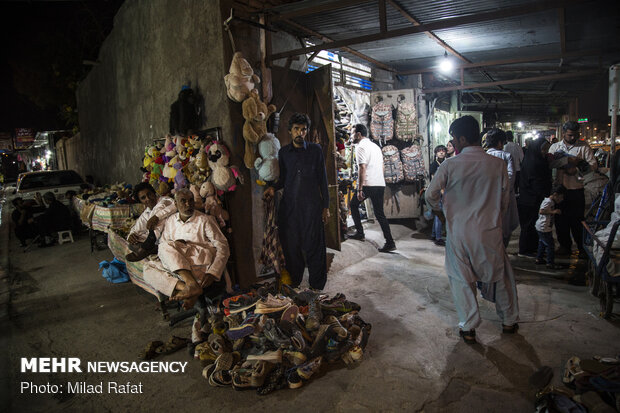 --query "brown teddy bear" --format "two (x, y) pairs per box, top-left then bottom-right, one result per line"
(242, 89), (276, 169)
